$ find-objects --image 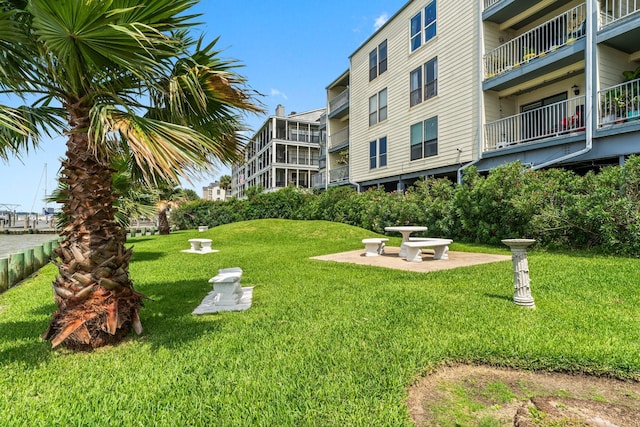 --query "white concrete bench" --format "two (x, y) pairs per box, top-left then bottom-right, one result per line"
(188, 238), (213, 252)
(362, 238), (389, 256)
(209, 270), (244, 306)
(198, 225), (208, 232)
(404, 238), (453, 262)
